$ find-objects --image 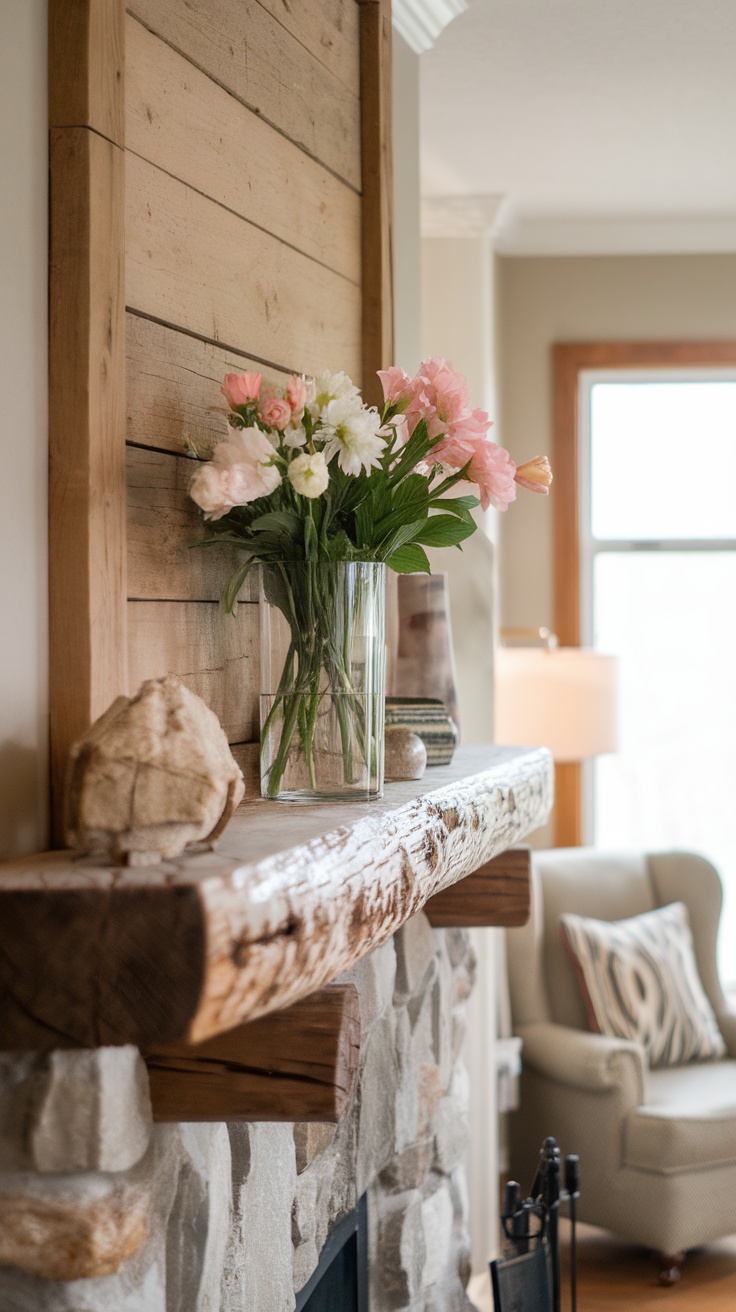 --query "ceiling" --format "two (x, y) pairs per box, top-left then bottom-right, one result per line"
(419, 0), (736, 254)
